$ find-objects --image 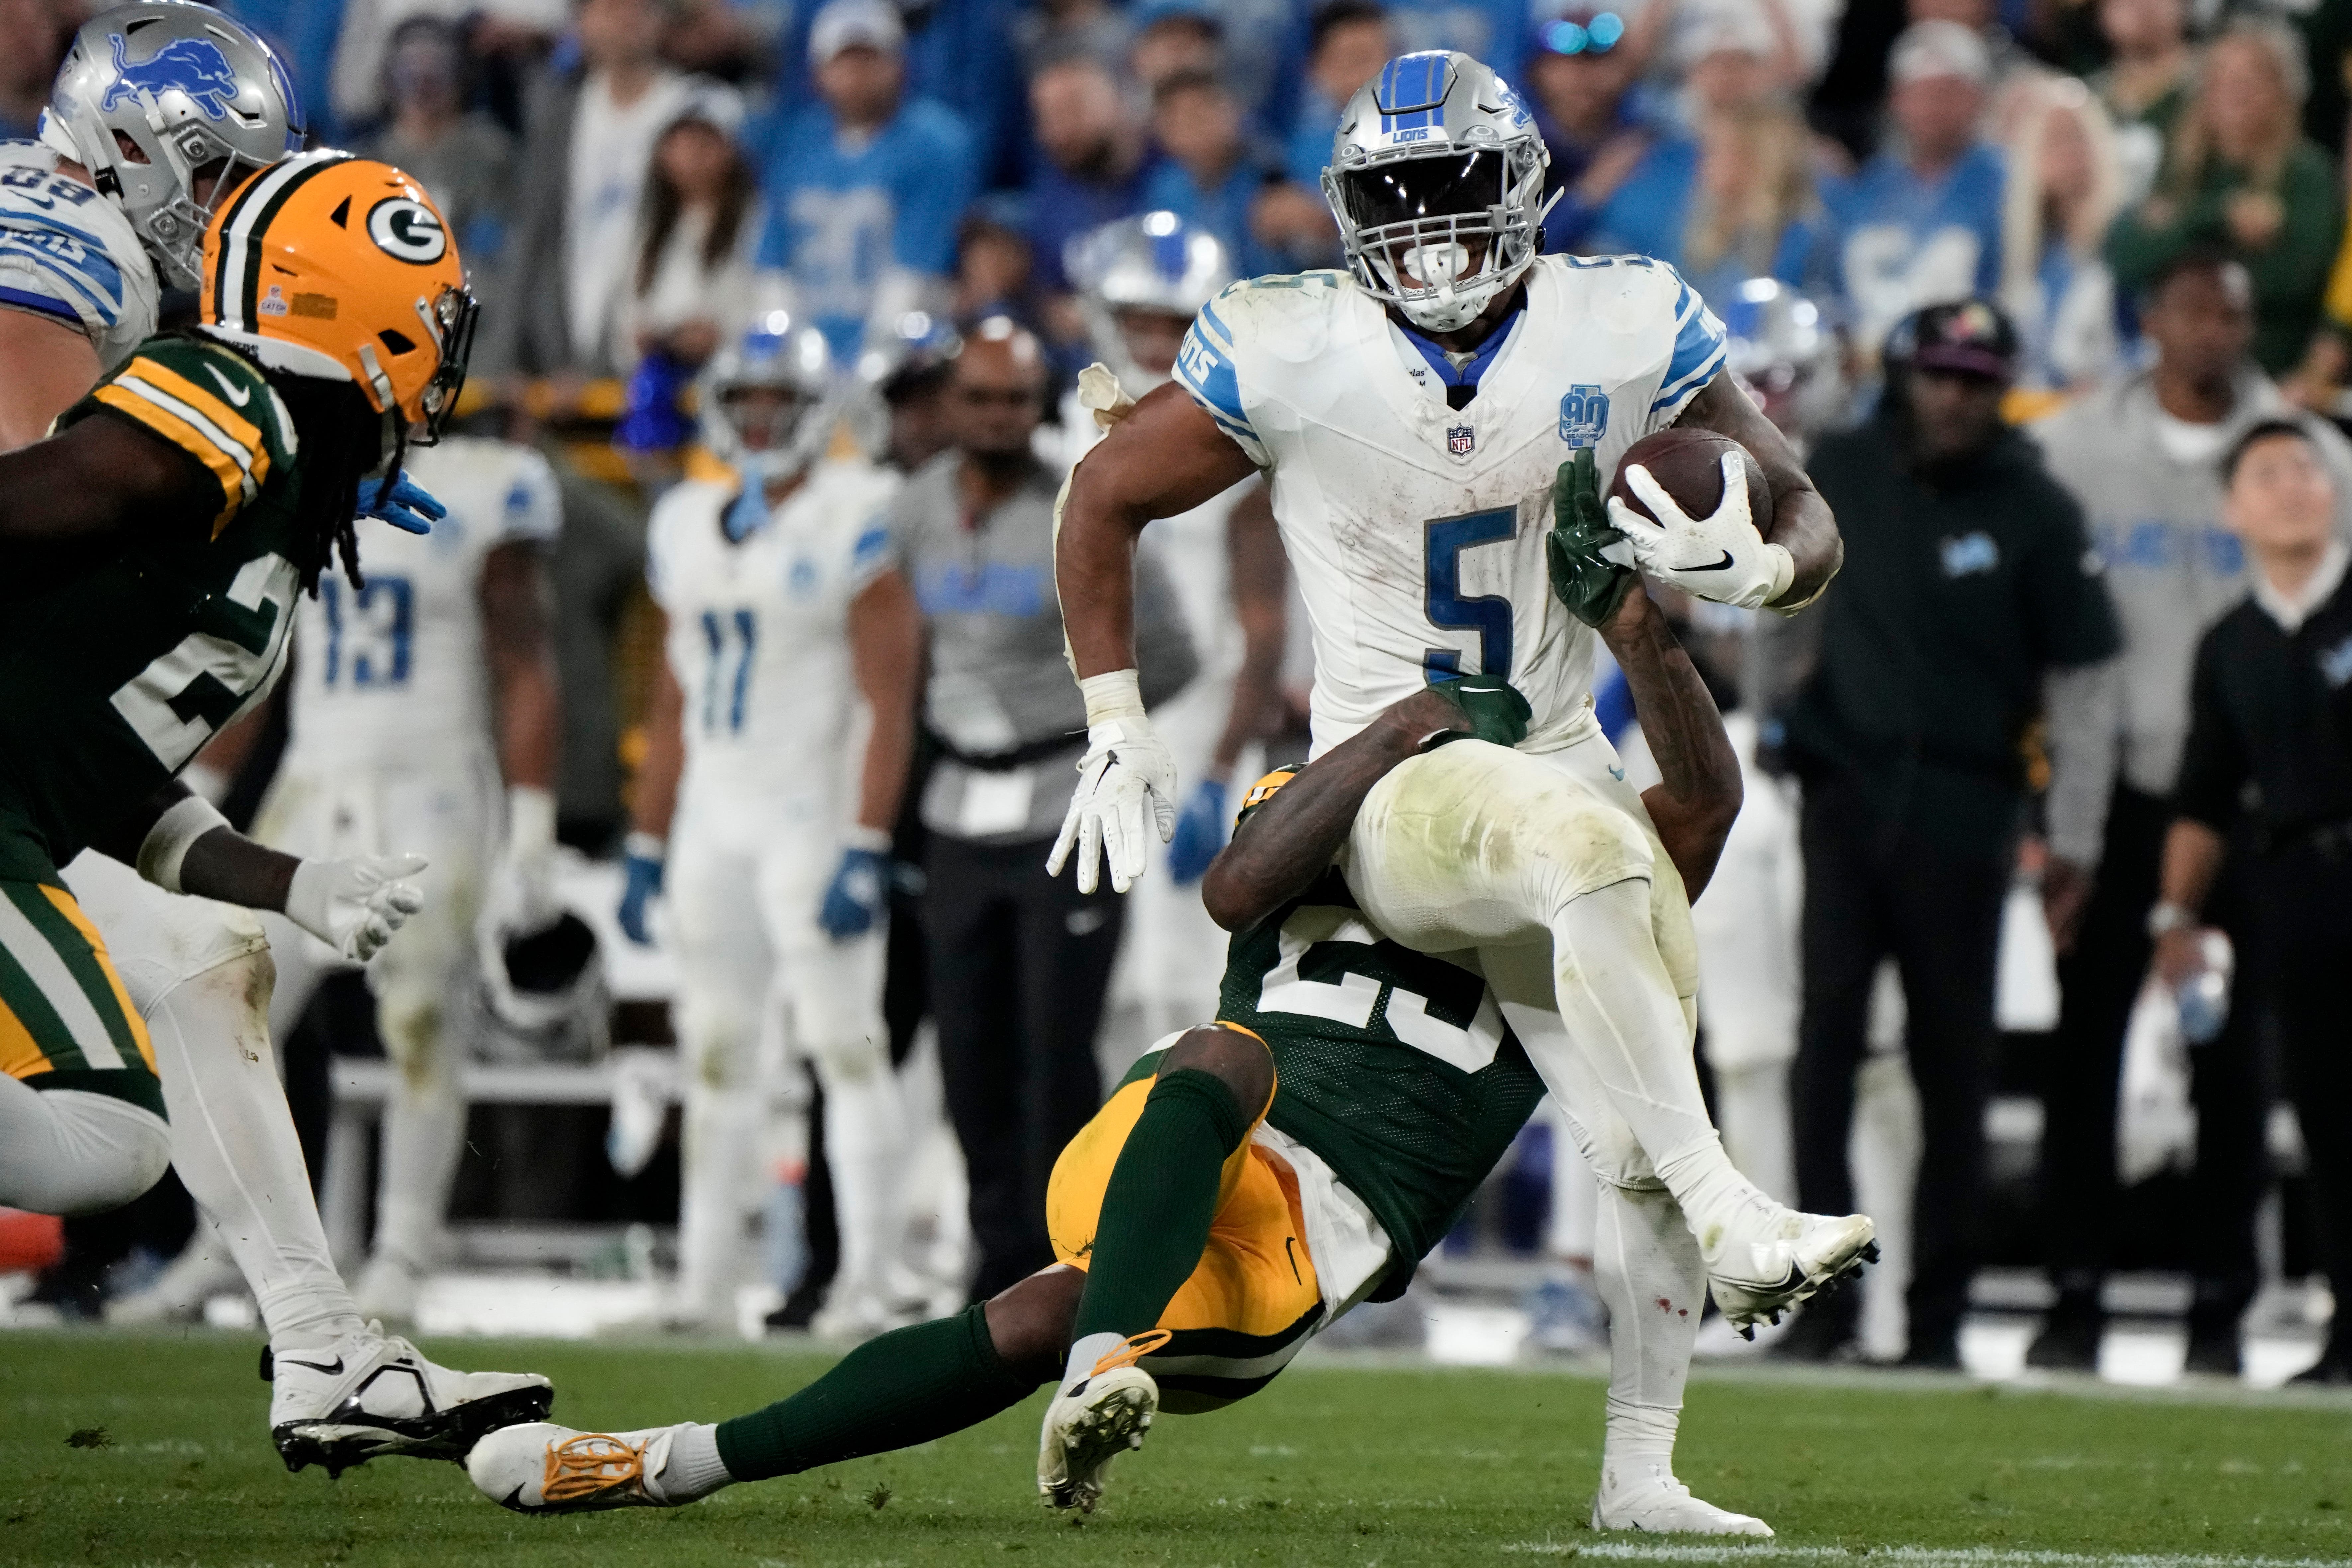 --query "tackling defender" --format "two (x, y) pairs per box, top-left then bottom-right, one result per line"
(619, 322), (920, 1336)
(467, 563), (1771, 1533)
(0, 32), (548, 1466)
(1048, 52), (1872, 1361)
